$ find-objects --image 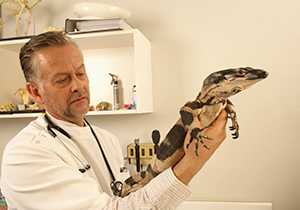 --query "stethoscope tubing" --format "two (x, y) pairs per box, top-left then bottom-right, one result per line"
(43, 114), (123, 196)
